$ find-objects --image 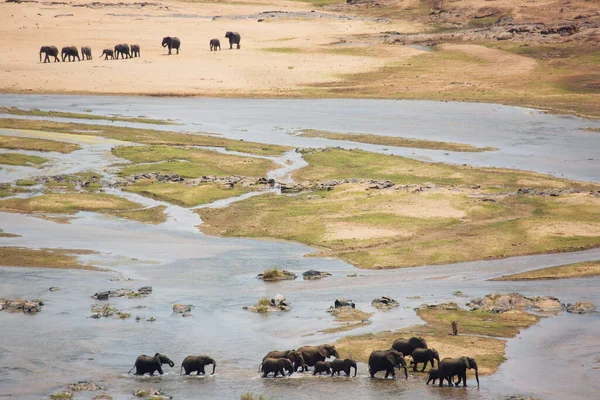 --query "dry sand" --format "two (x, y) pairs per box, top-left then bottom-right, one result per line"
(0, 0), (422, 96)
